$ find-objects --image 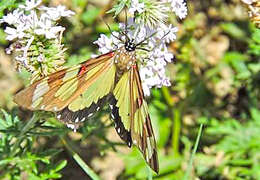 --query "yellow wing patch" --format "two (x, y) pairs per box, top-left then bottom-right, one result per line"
(113, 72), (131, 131)
(68, 64), (116, 112)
